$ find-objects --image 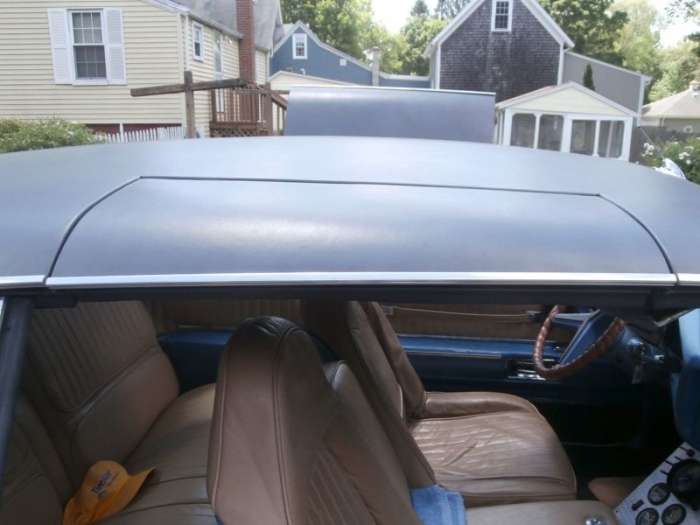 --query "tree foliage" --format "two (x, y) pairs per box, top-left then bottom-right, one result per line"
(582, 64), (595, 90)
(649, 41), (700, 100)
(411, 0), (430, 16)
(435, 0), (471, 19)
(613, 0), (662, 79)
(0, 119), (104, 154)
(397, 10), (448, 75)
(281, 0), (376, 59)
(539, 0), (628, 64)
